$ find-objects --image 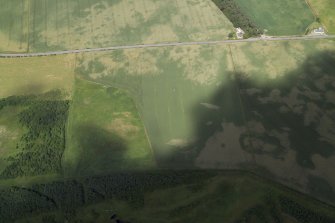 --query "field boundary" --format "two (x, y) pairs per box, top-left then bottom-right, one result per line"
(1, 168), (335, 209)
(304, 0), (329, 33)
(228, 44), (256, 163)
(1, 35), (334, 58)
(71, 77), (157, 167)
